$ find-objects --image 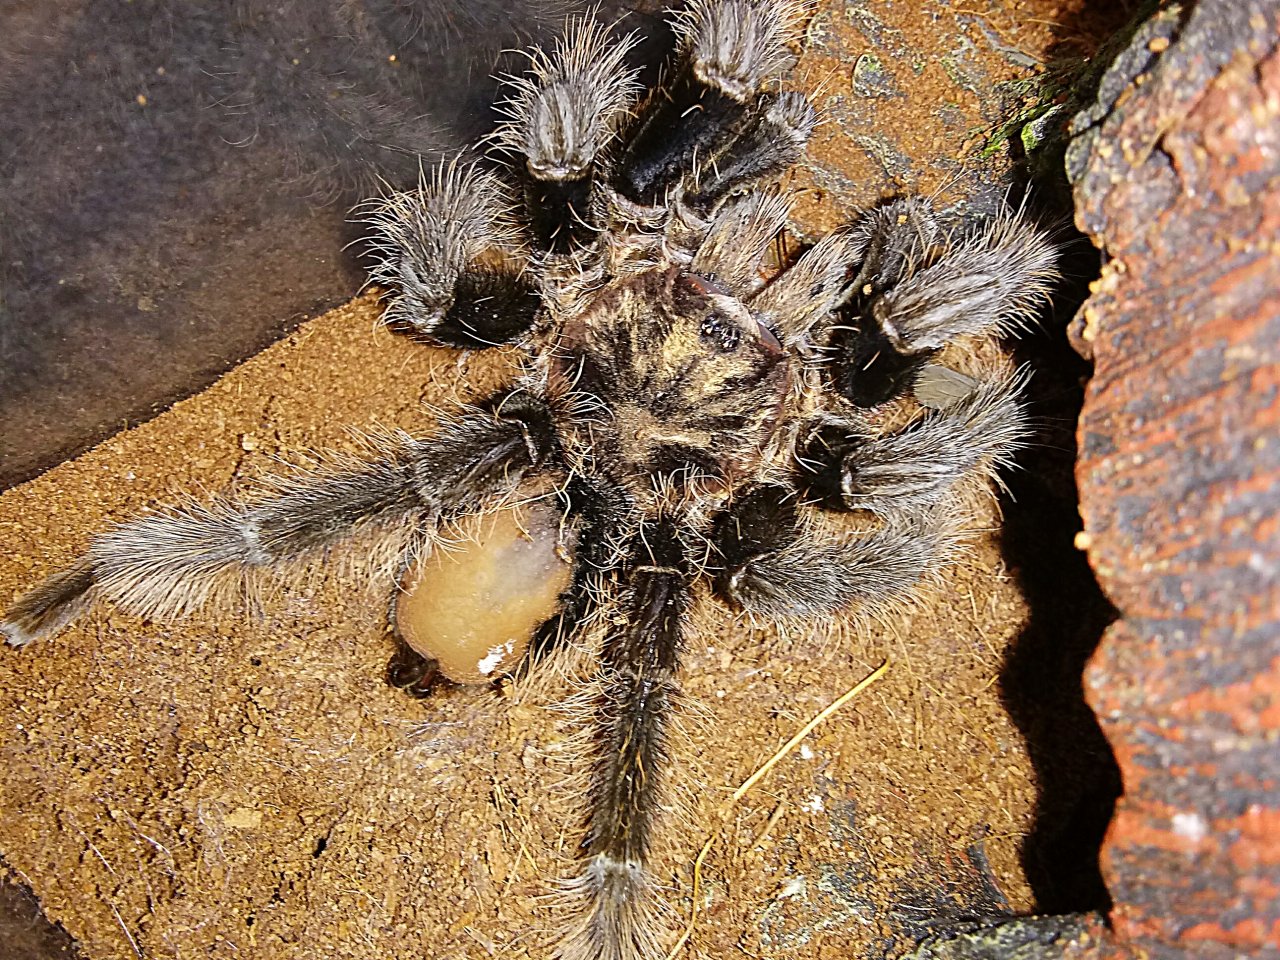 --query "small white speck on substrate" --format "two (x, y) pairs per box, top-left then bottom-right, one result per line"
(802, 795), (824, 814)
(126, 472), (136, 481)
(715, 689), (725, 698)
(779, 876), (806, 899)
(799, 744), (815, 760)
